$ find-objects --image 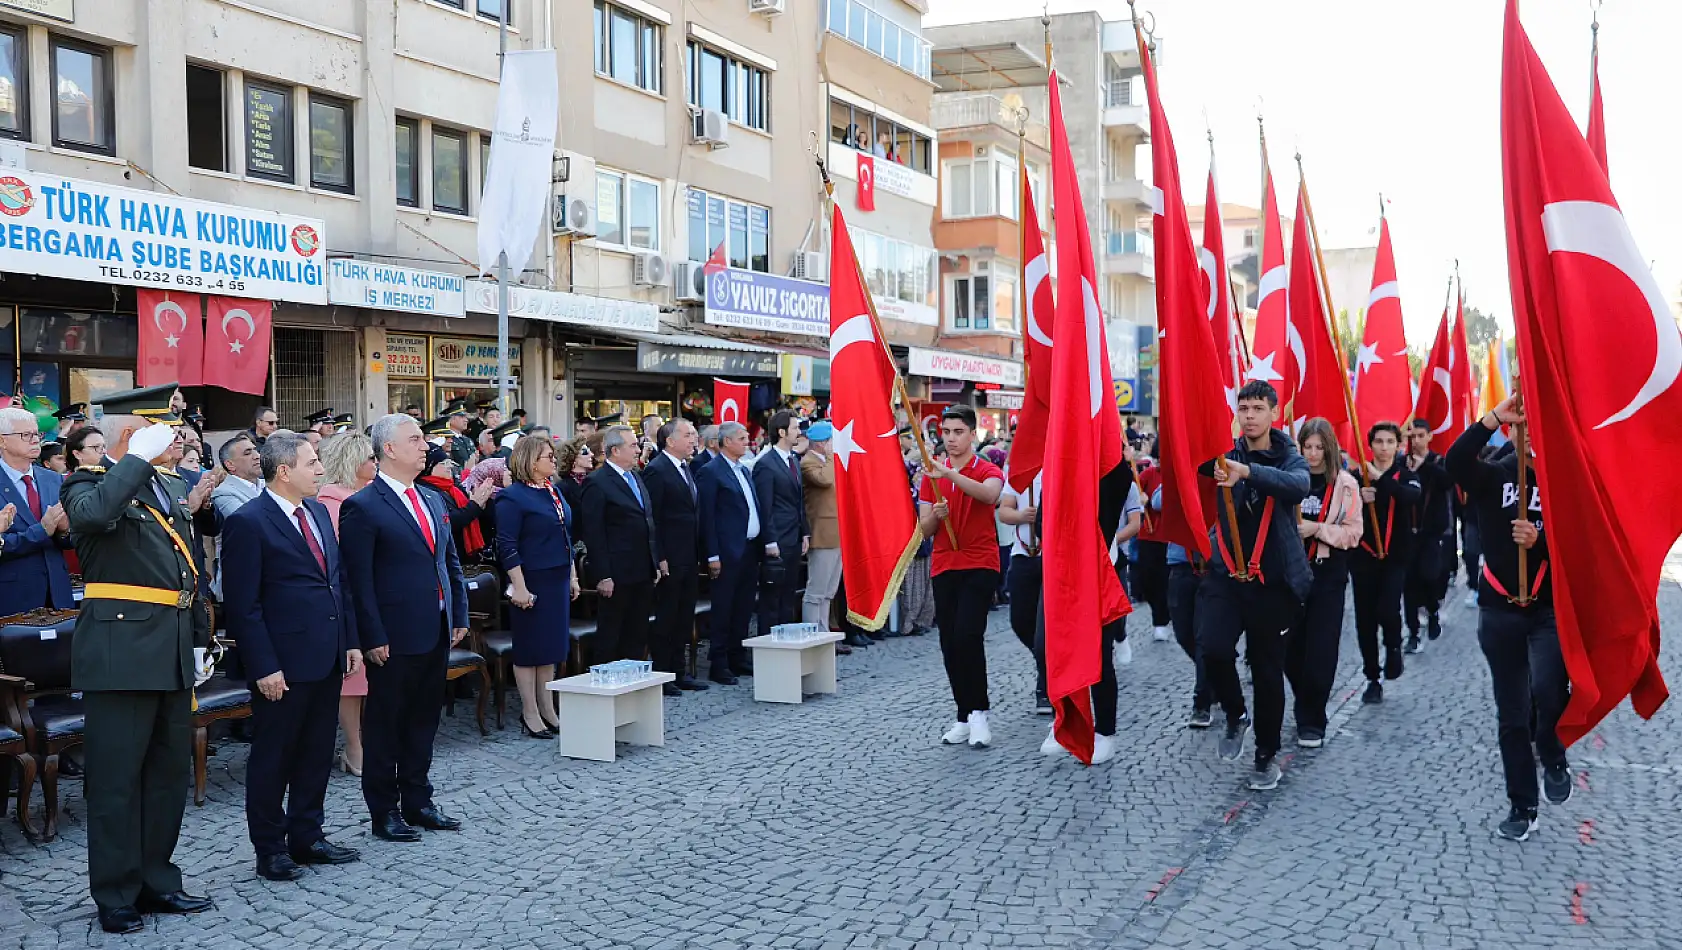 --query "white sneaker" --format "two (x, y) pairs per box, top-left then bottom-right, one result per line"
(941, 721), (970, 744)
(1090, 733), (1118, 765)
(967, 710), (992, 747)
(1039, 726), (1065, 756)
(1152, 625), (1172, 642)
(1115, 638), (1134, 665)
